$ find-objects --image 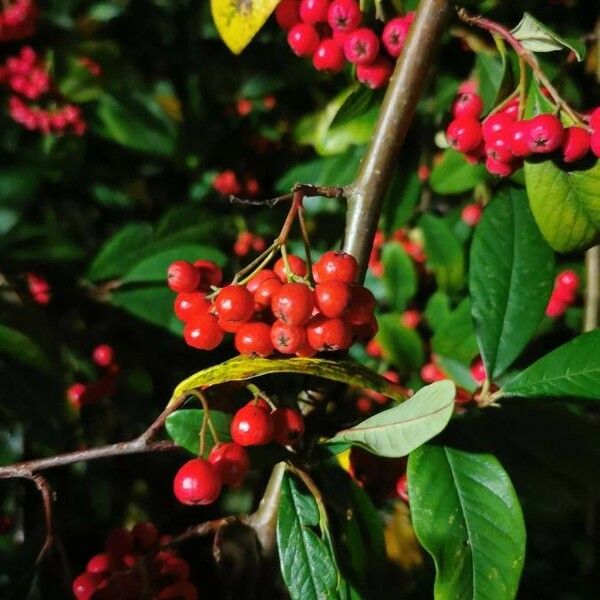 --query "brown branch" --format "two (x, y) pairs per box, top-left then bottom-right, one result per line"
(229, 184), (345, 207)
(584, 245), (600, 332)
(343, 0), (452, 279)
